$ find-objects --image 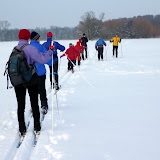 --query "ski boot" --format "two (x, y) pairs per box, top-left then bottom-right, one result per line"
(41, 105), (48, 114)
